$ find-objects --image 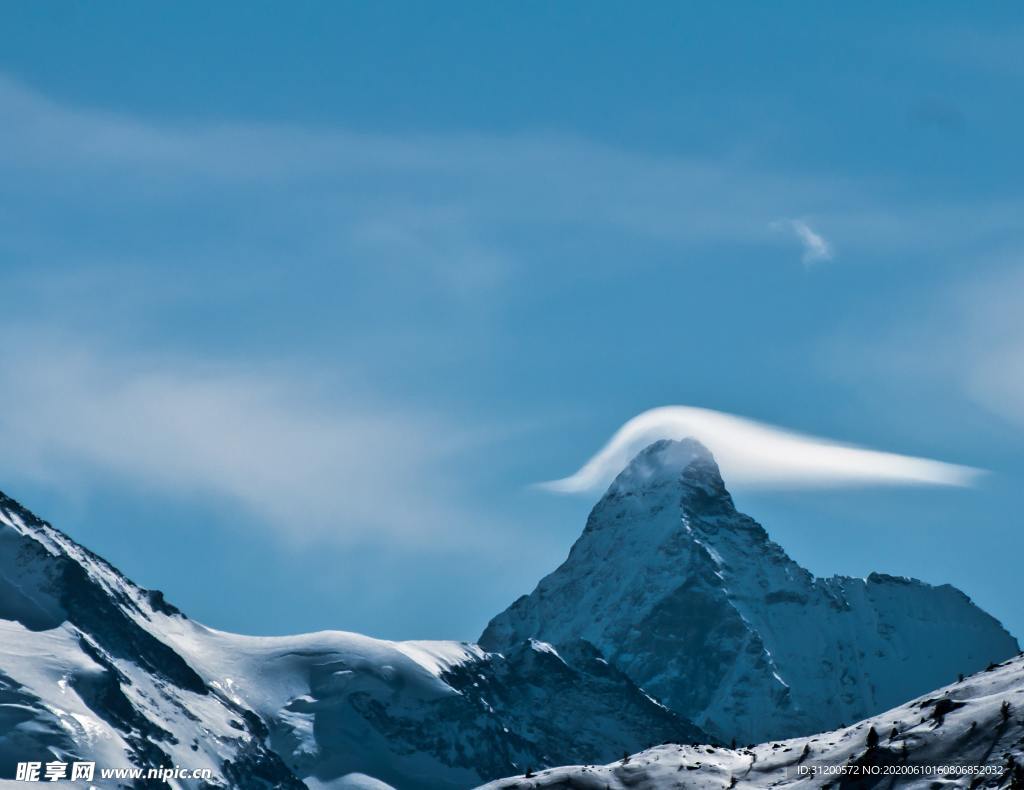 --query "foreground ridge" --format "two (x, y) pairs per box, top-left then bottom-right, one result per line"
(478, 652), (1024, 789)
